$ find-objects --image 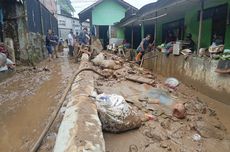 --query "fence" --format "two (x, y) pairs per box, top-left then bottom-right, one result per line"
(26, 0), (58, 35)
